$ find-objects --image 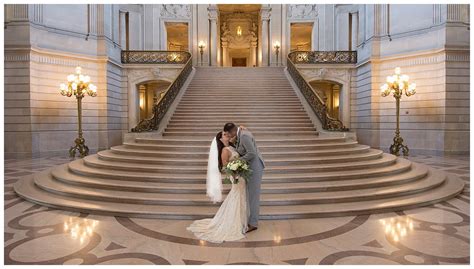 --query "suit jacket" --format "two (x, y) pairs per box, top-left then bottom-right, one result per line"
(236, 128), (265, 168)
